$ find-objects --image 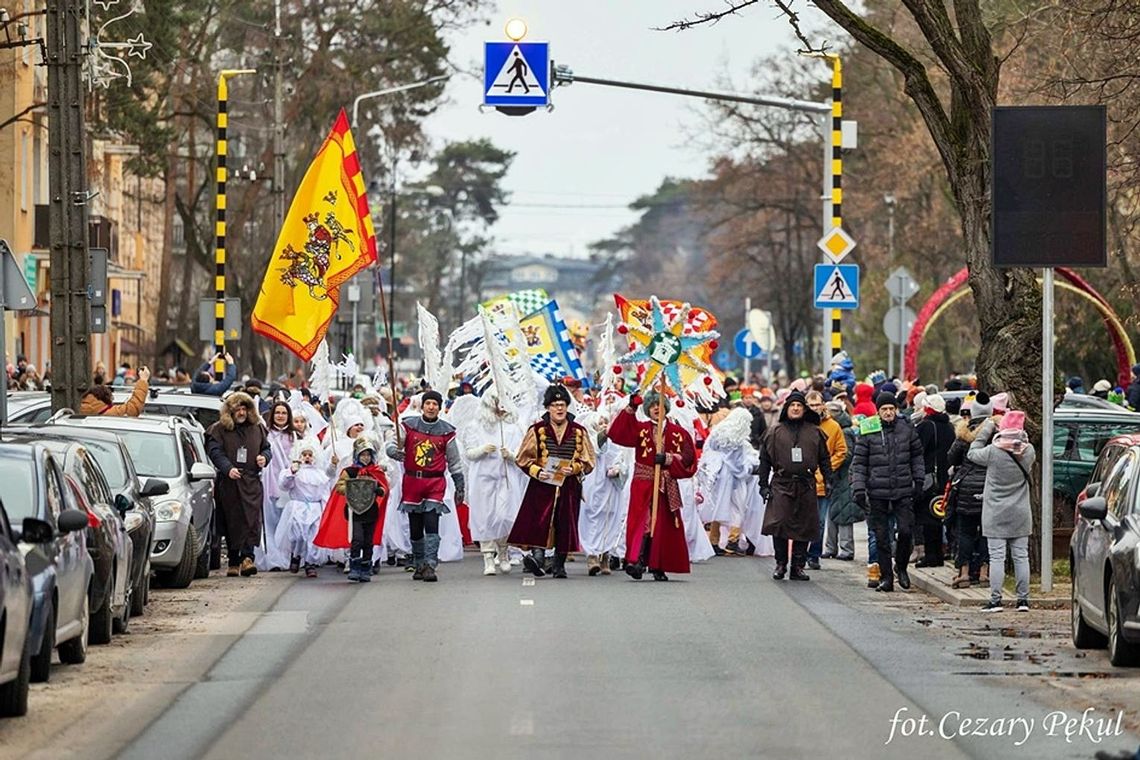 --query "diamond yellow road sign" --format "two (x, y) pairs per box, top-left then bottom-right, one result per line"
(817, 226), (856, 263)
